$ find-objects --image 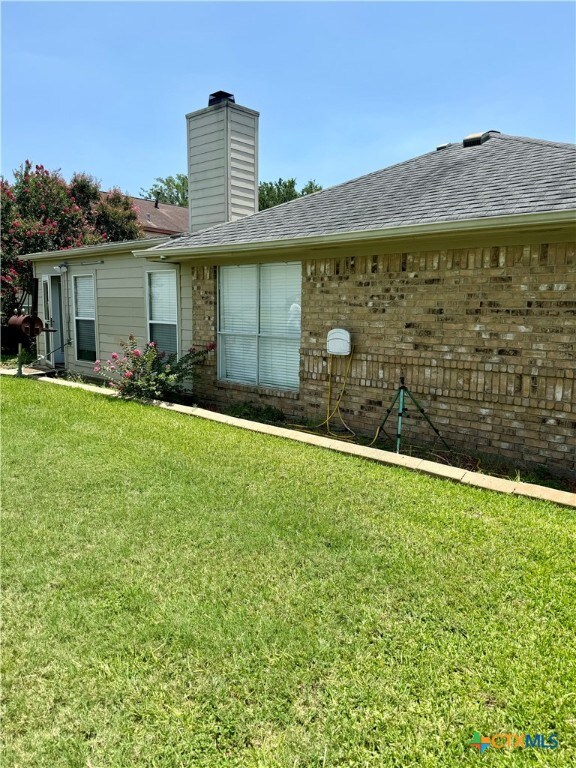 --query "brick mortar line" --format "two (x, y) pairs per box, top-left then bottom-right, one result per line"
(3, 370), (575, 509)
